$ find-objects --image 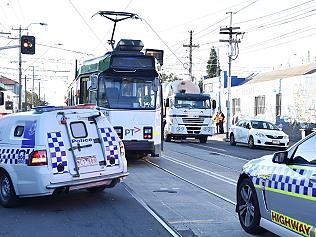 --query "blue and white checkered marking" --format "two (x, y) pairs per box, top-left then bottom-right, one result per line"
(99, 127), (119, 166)
(0, 148), (32, 165)
(47, 132), (69, 174)
(248, 165), (316, 198)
